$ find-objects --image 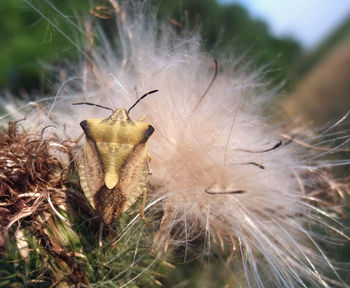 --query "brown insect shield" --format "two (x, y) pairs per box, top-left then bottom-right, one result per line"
(78, 108), (154, 224)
